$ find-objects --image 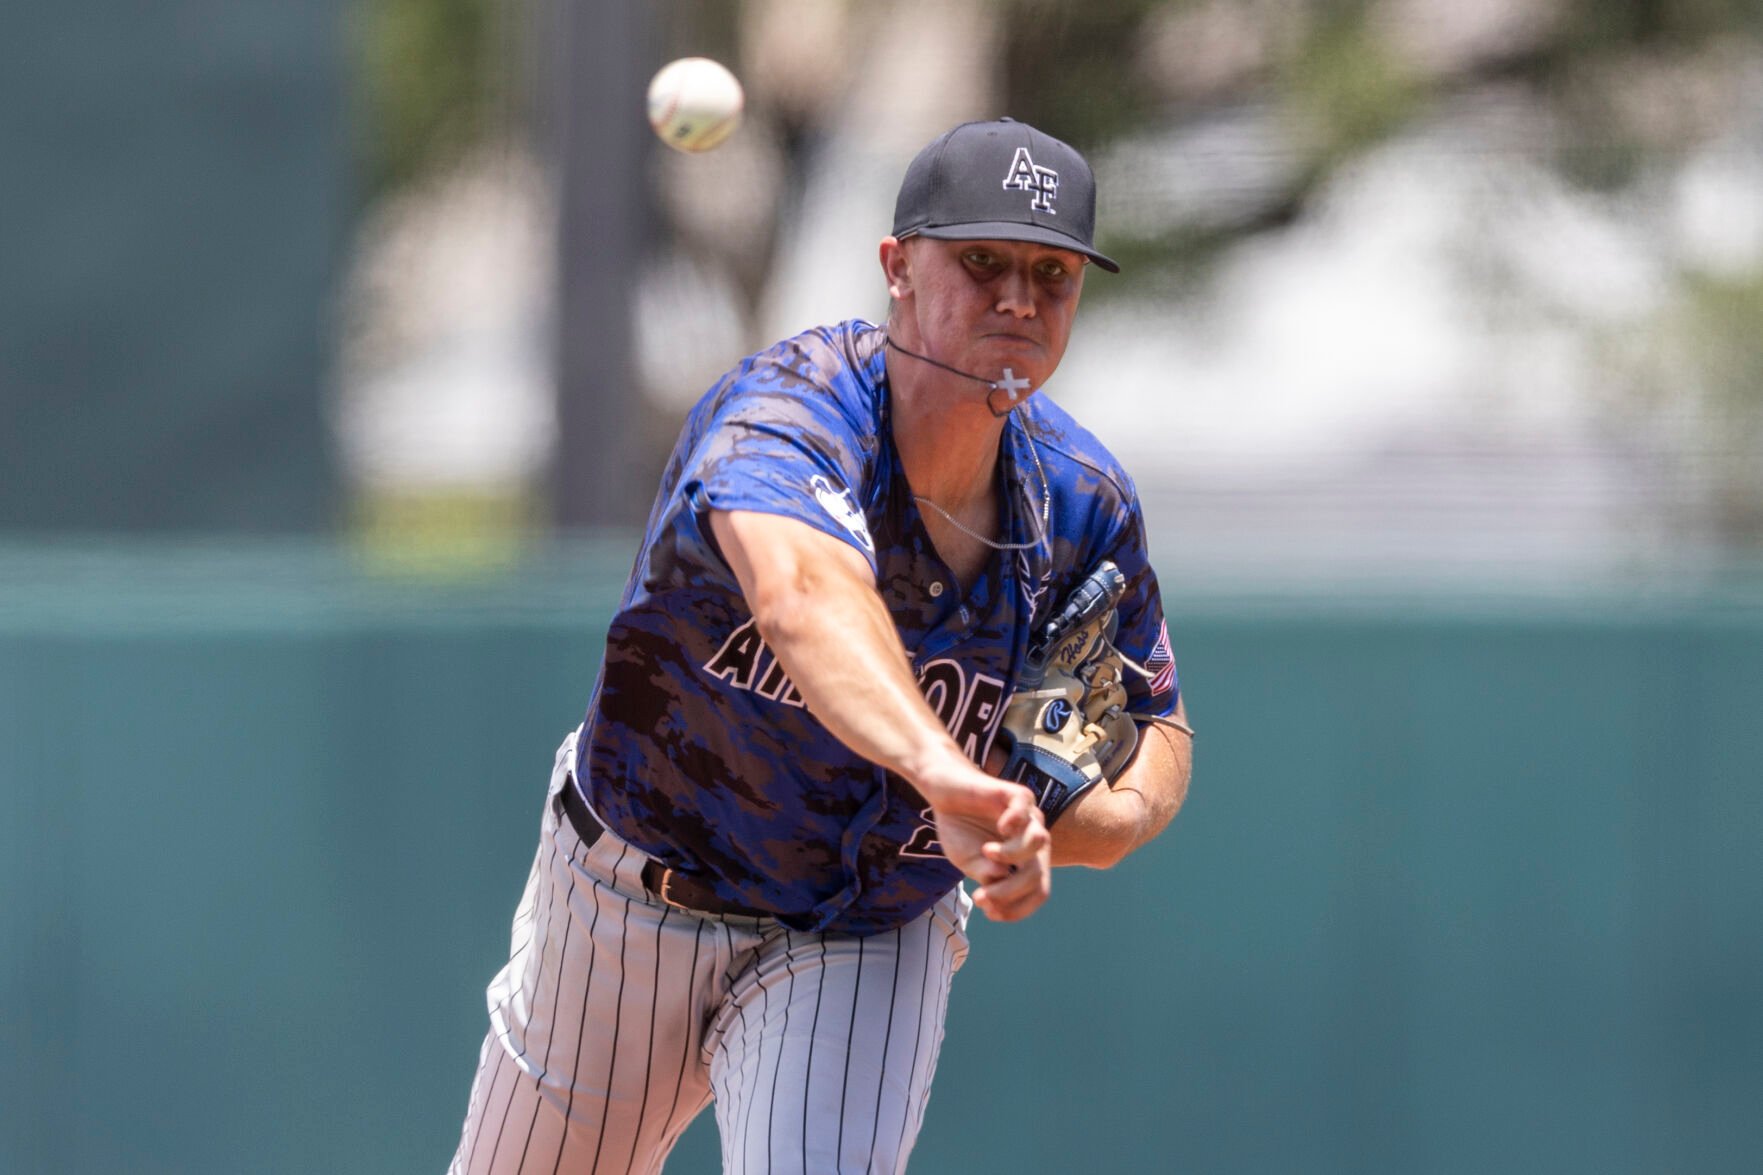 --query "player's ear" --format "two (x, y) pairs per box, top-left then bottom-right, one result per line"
(880, 236), (912, 301)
